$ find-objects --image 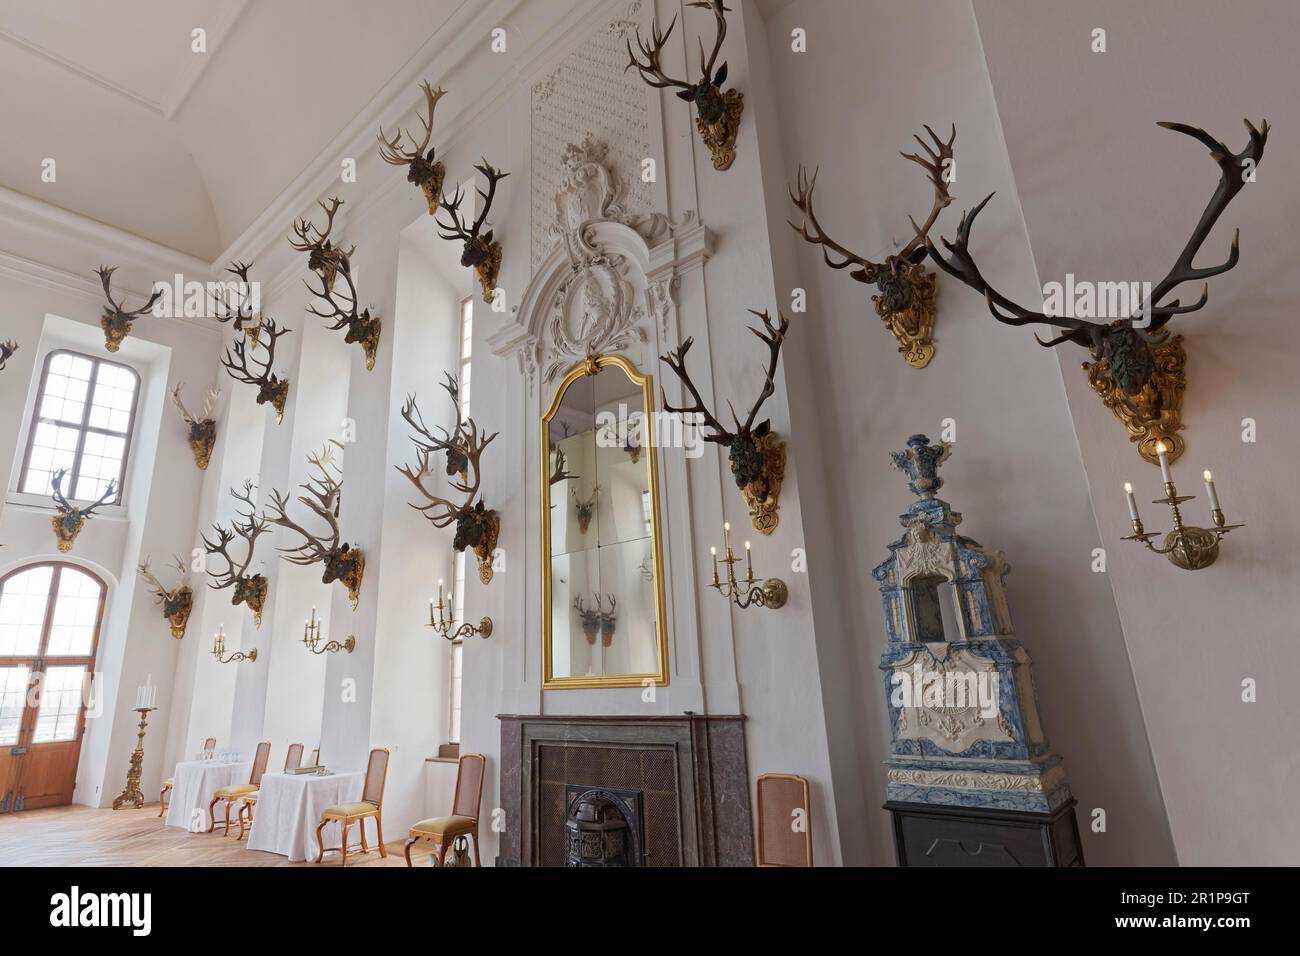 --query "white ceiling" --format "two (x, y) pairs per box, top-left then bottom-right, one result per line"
(0, 0), (469, 260)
